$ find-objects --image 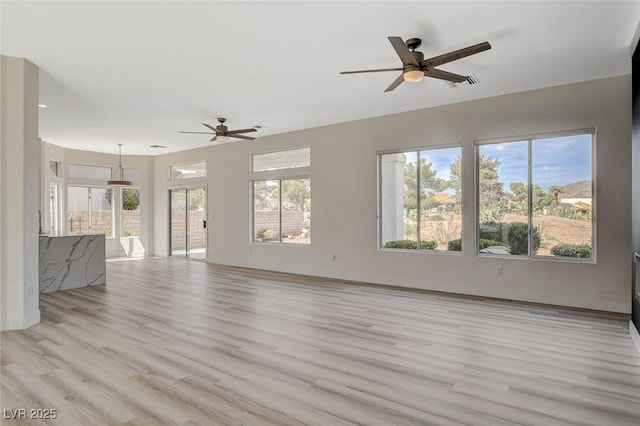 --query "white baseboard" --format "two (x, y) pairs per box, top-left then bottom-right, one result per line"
(630, 321), (640, 354)
(1, 309), (40, 331)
